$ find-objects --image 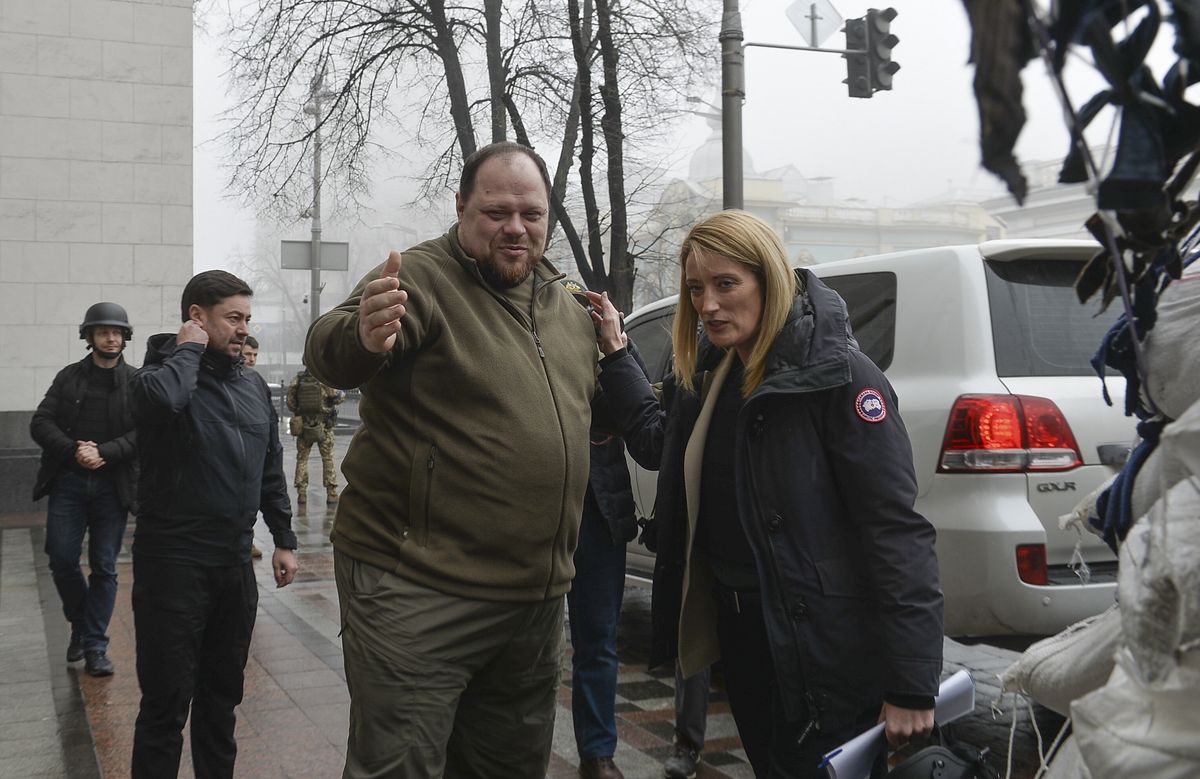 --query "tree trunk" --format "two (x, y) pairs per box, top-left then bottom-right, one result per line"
(504, 94), (589, 278)
(568, 0), (607, 292)
(429, 0), (477, 159)
(484, 0), (506, 142)
(595, 0), (631, 312)
(546, 71), (582, 247)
